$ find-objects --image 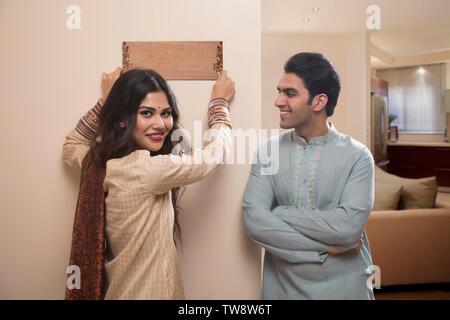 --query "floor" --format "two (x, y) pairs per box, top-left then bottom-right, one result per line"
(374, 284), (450, 300)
